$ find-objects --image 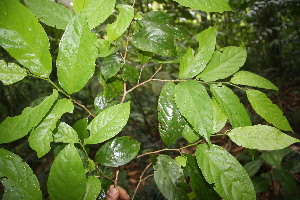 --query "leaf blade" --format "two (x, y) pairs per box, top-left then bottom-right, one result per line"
(0, 148), (42, 200)
(228, 125), (299, 150)
(0, 0), (52, 77)
(82, 176), (101, 200)
(53, 122), (80, 144)
(172, 0), (232, 12)
(0, 60), (27, 85)
(196, 144), (256, 200)
(57, 14), (98, 94)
